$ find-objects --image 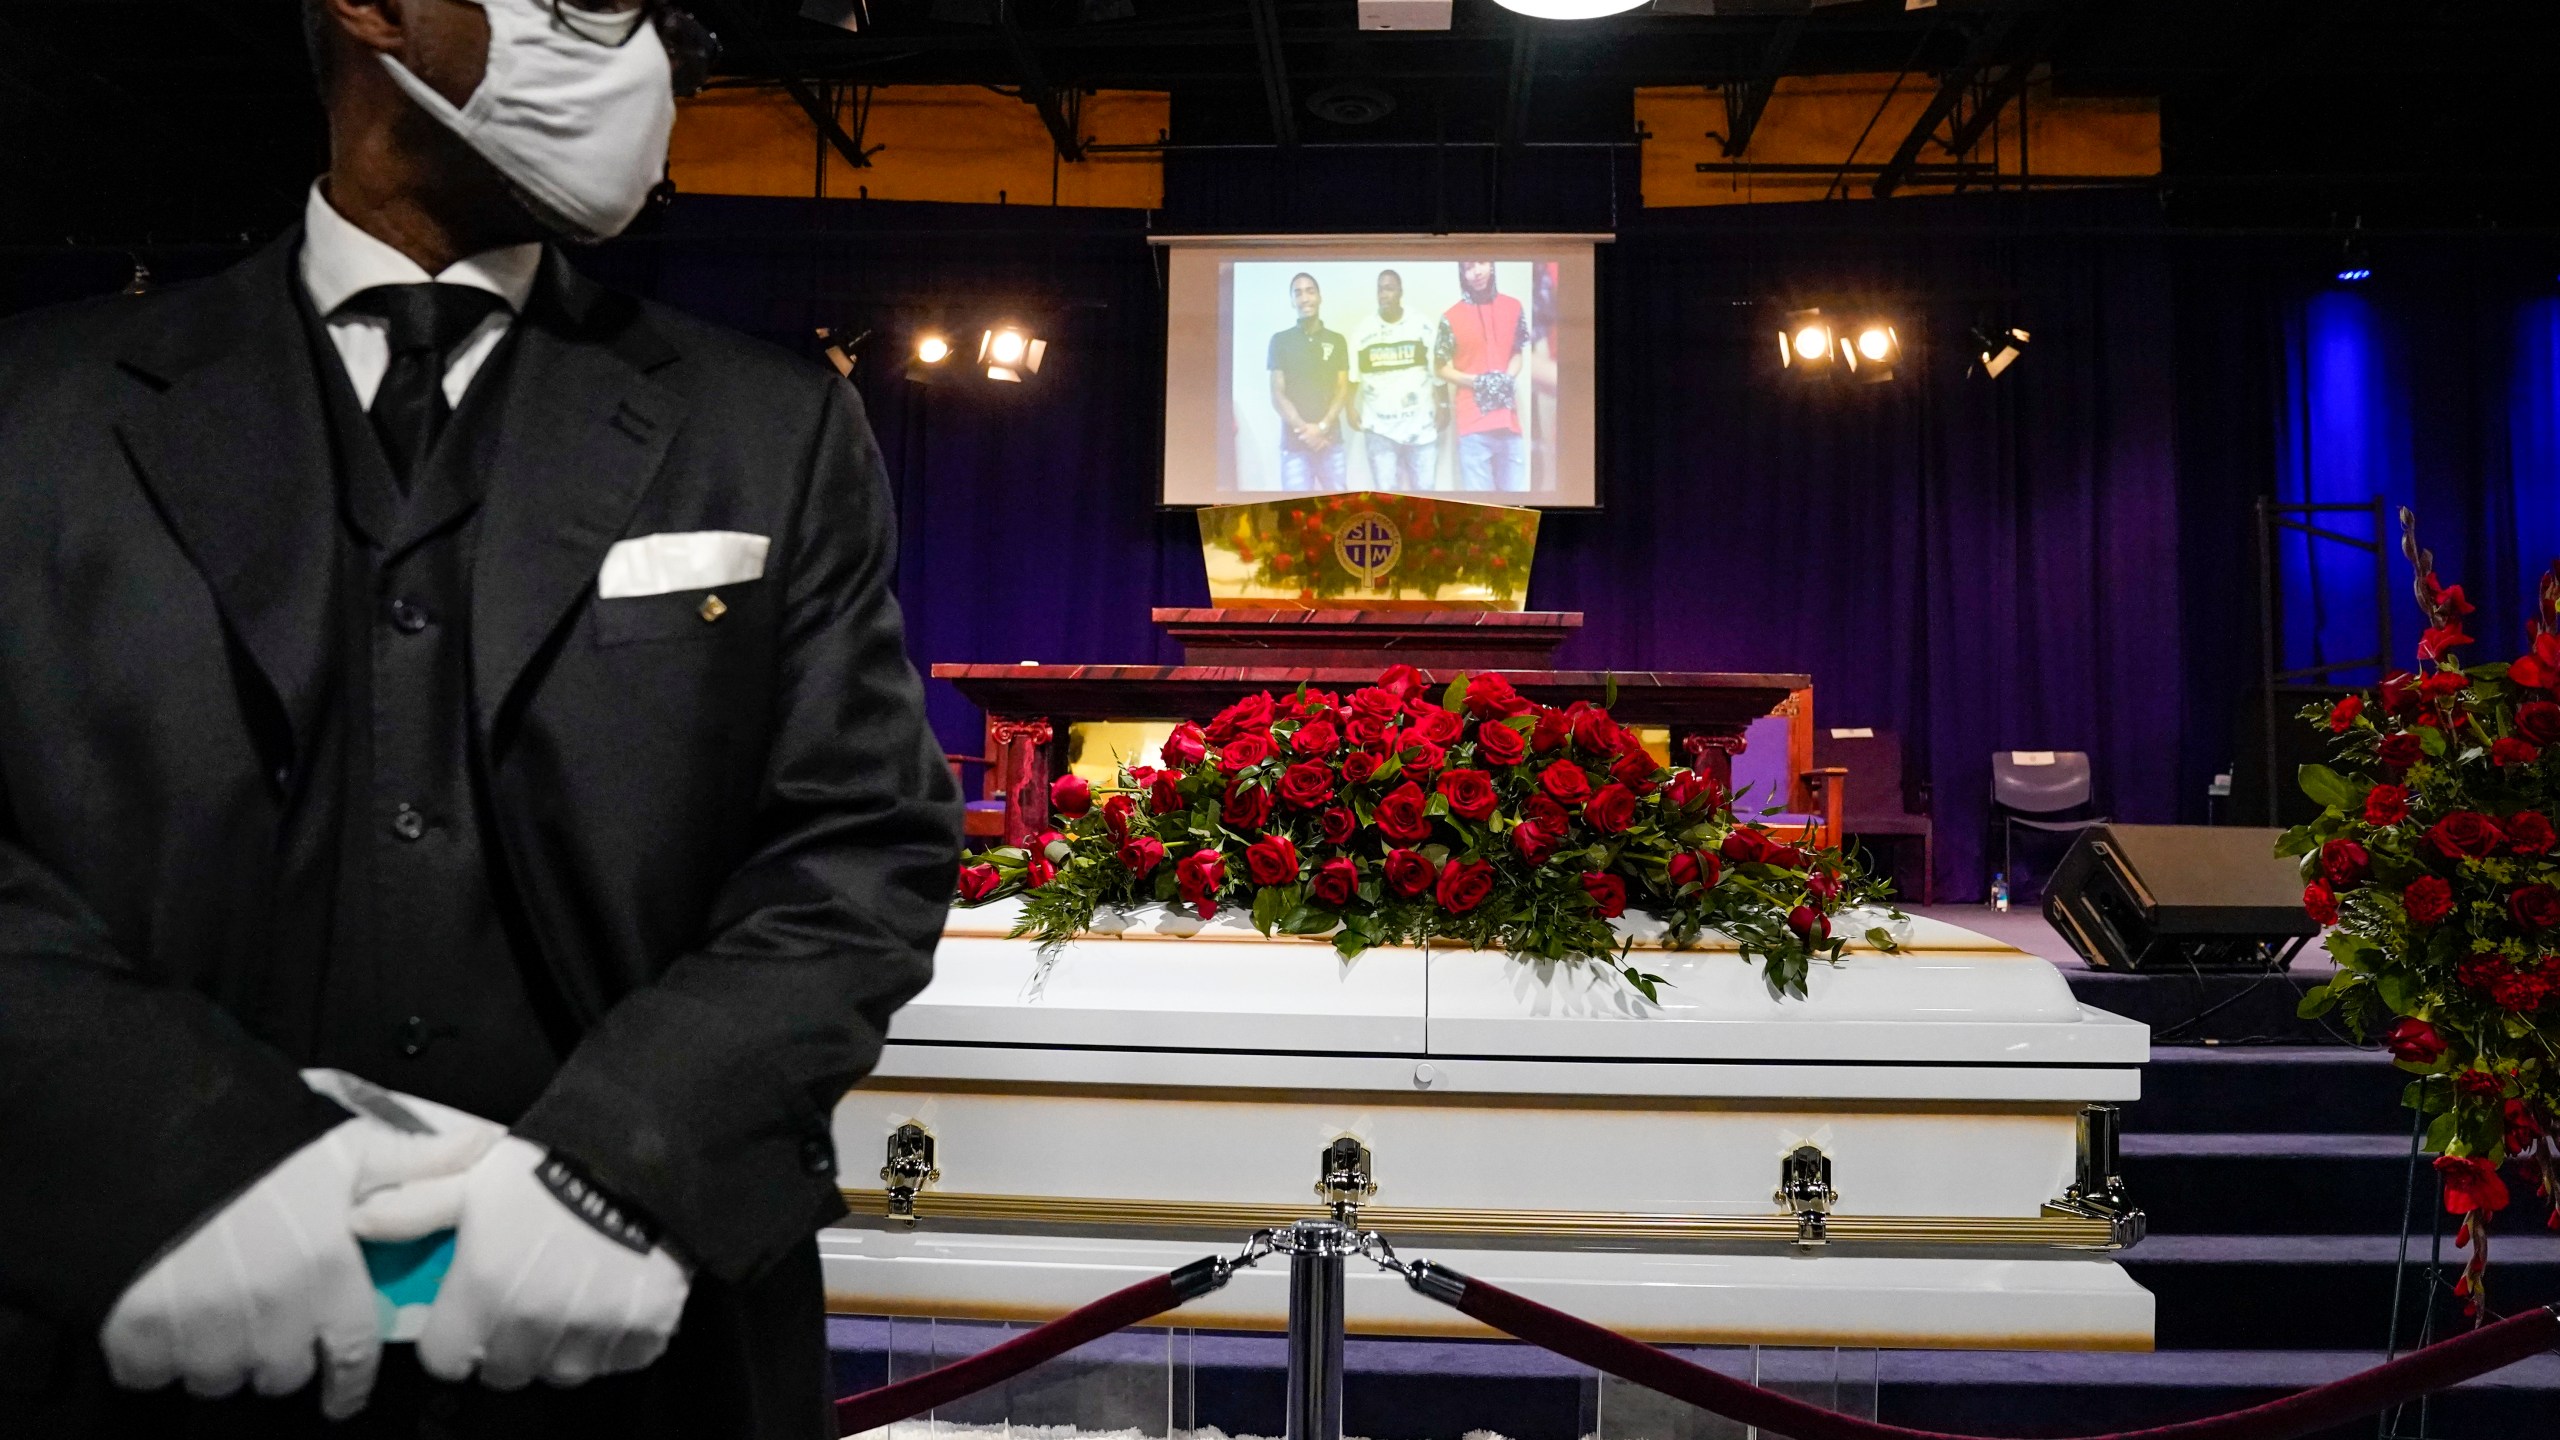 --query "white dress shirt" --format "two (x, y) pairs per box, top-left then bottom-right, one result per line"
(297, 183), (544, 412)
